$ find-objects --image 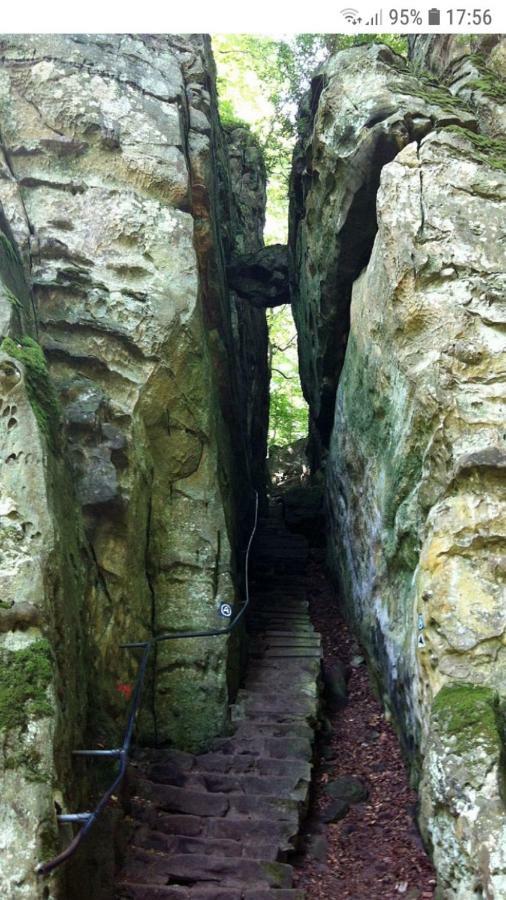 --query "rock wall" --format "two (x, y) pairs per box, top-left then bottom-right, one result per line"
(0, 33), (269, 892)
(290, 38), (506, 897)
(0, 213), (89, 896)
